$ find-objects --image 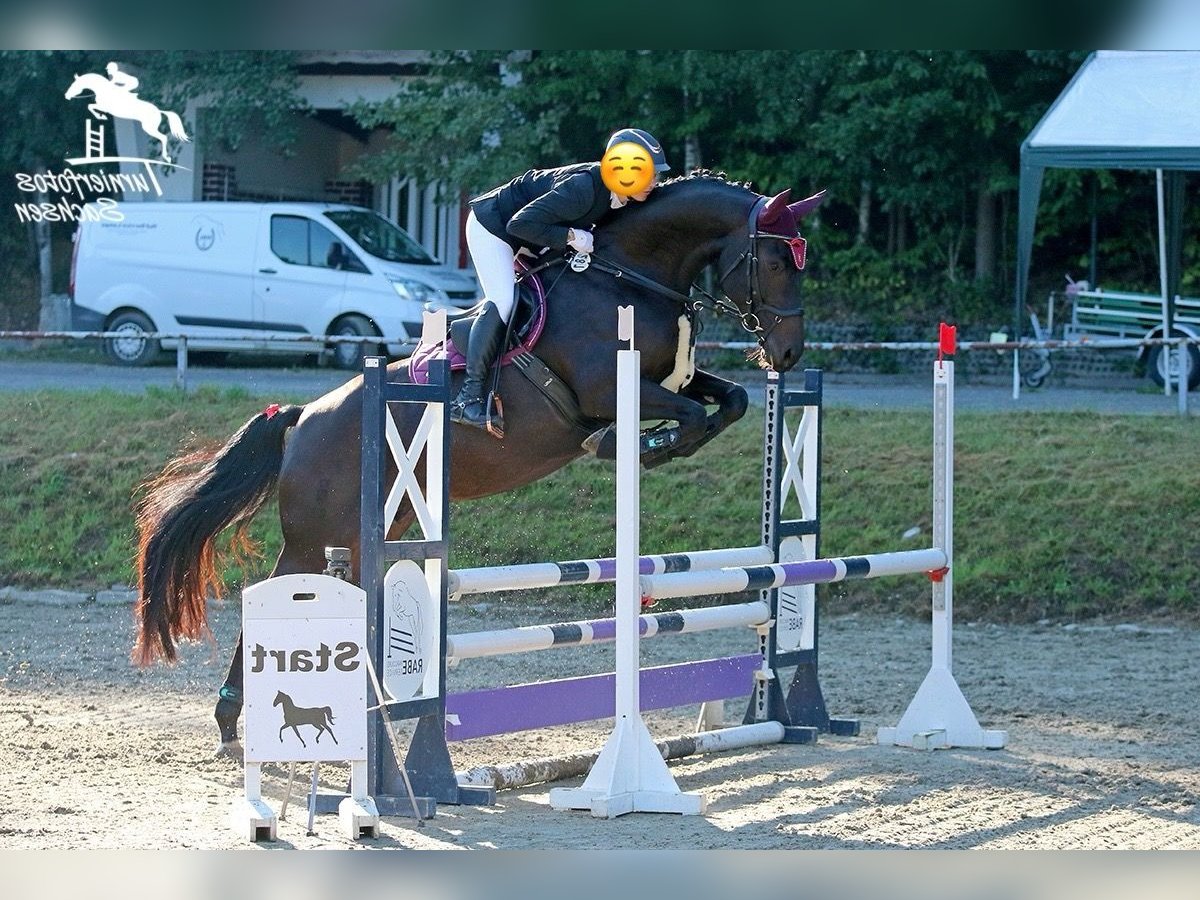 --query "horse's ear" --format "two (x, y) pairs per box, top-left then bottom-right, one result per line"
(758, 189), (792, 226)
(788, 189), (827, 220)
